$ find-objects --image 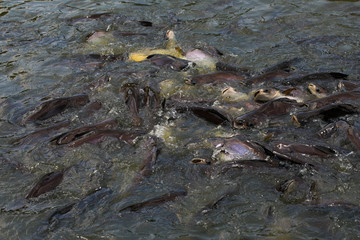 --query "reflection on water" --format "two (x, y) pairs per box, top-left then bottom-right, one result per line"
(0, 0), (360, 239)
